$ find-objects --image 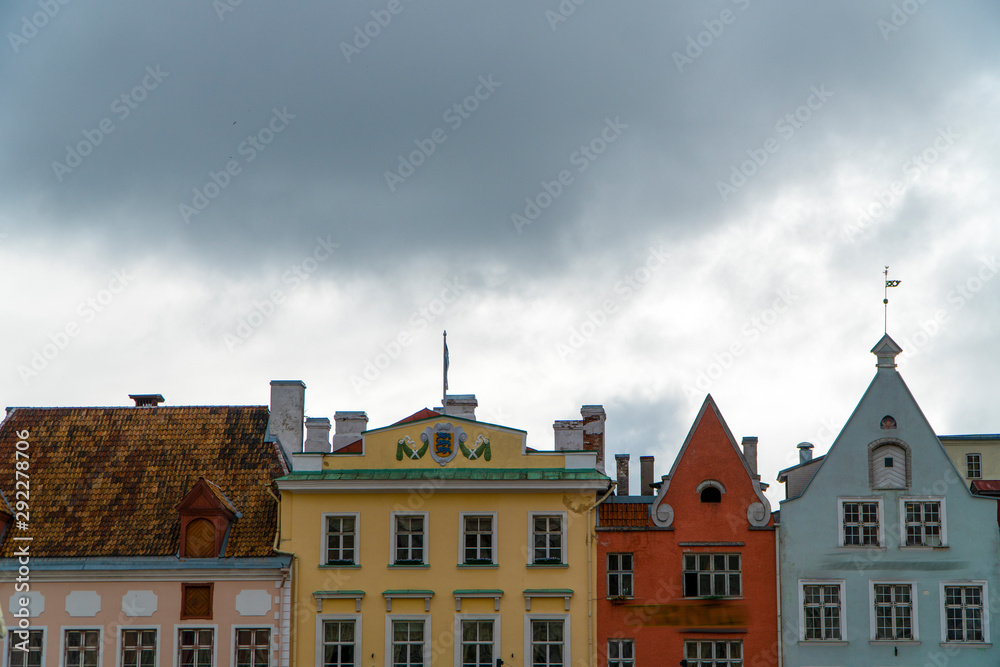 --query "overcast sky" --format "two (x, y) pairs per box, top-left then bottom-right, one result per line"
(2, 0), (998, 506)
